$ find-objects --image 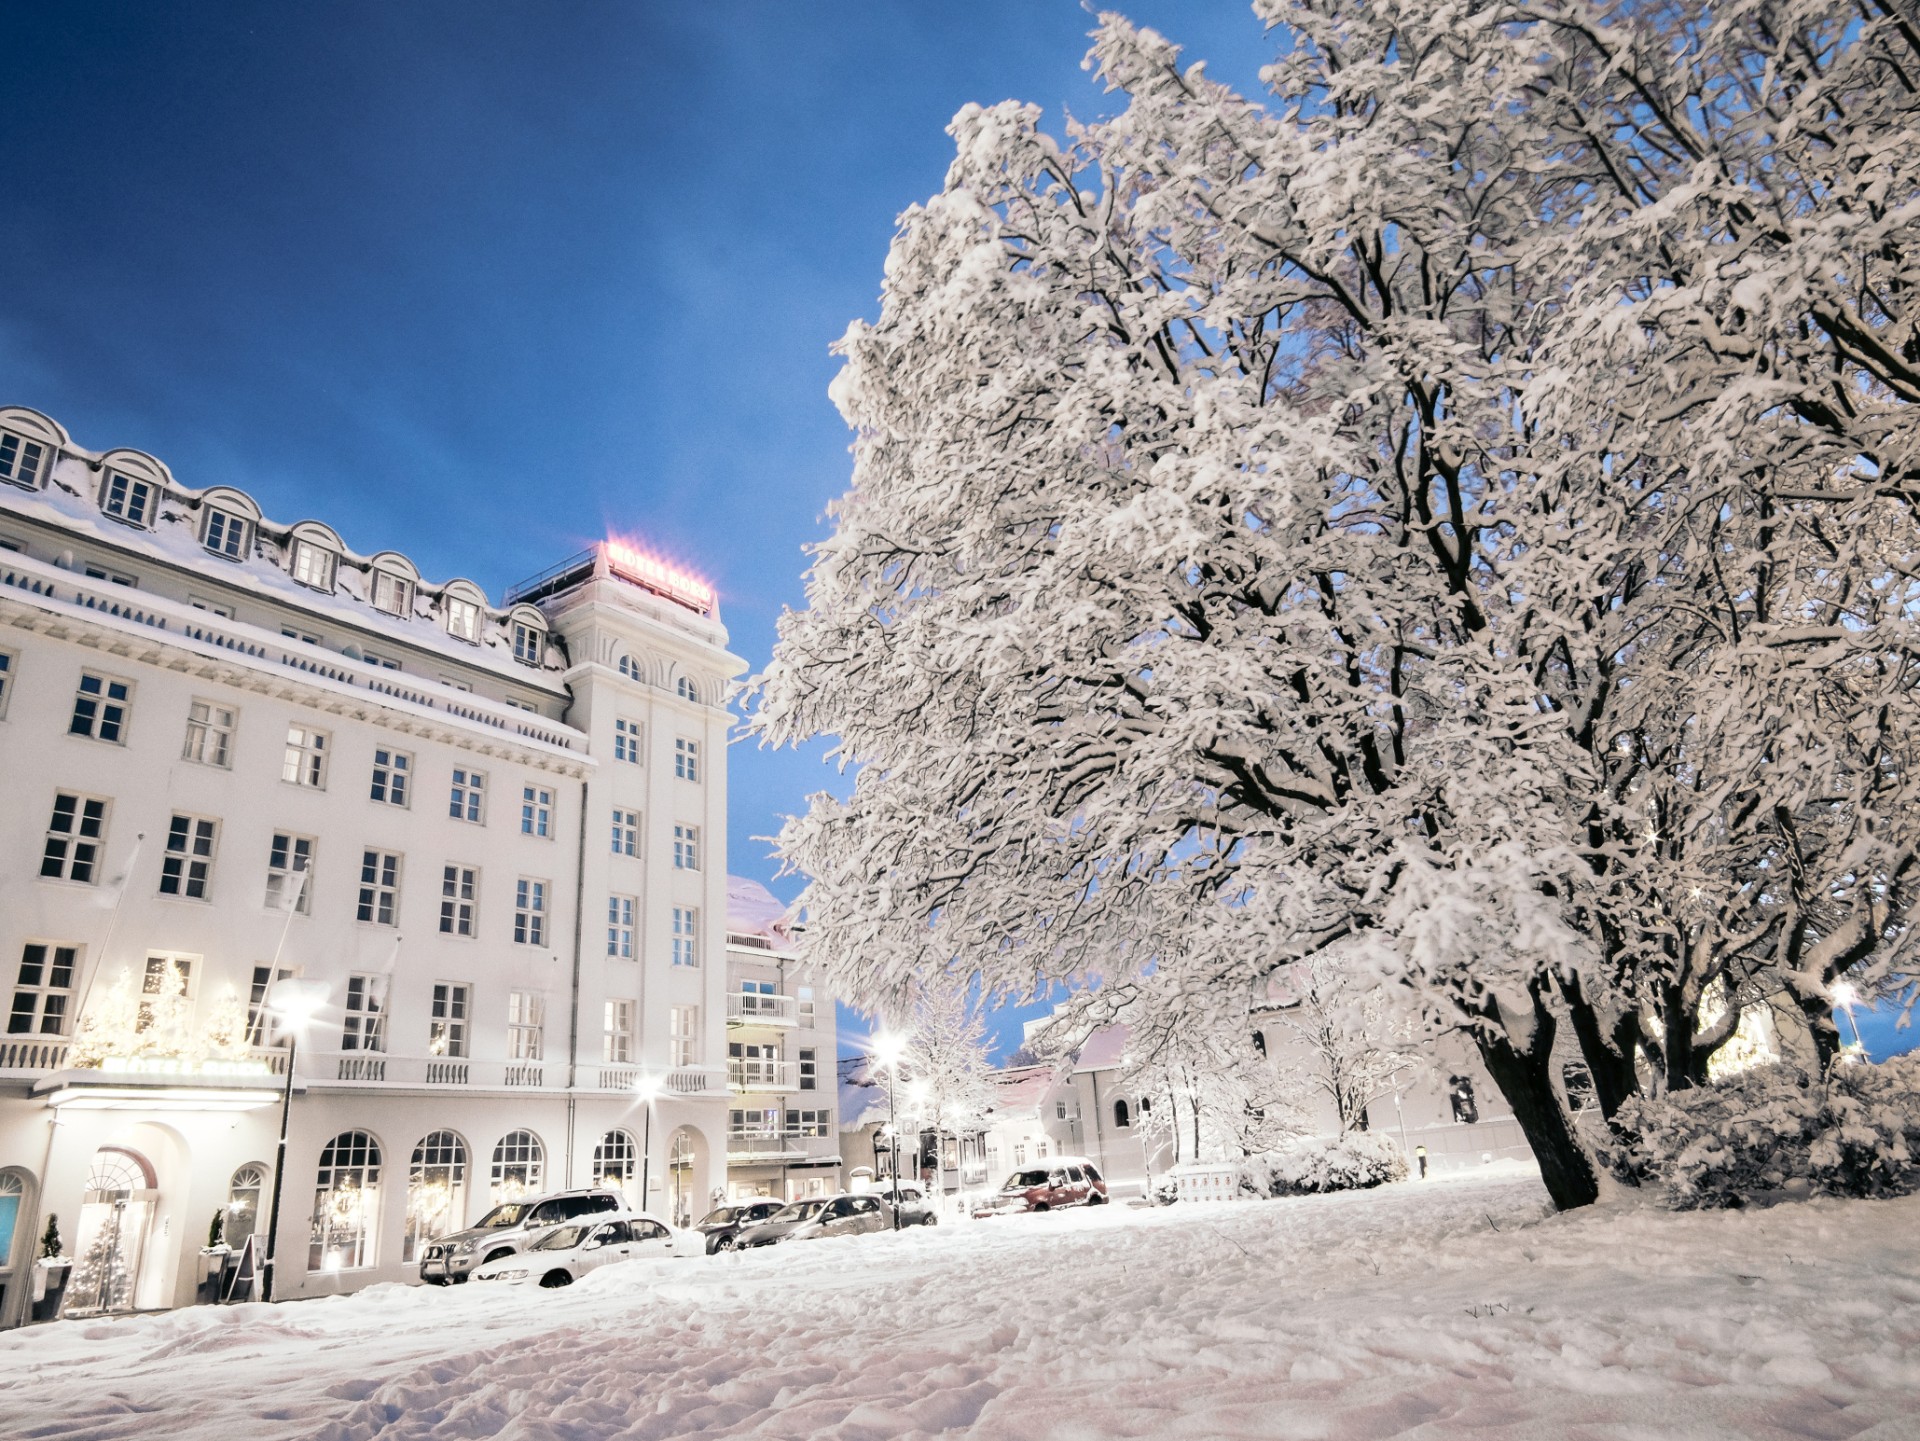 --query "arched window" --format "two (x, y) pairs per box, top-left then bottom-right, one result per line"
(618, 655), (641, 681)
(406, 1131), (468, 1261)
(225, 1164), (266, 1251)
(676, 675), (699, 703)
(0, 1171), (26, 1276)
(311, 1131), (381, 1271)
(1138, 1096), (1151, 1115)
(592, 1130), (638, 1205)
(490, 1130), (544, 1202)
(1113, 1099), (1131, 1129)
